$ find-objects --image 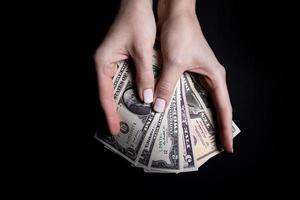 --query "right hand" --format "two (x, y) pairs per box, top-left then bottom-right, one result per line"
(94, 0), (156, 135)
